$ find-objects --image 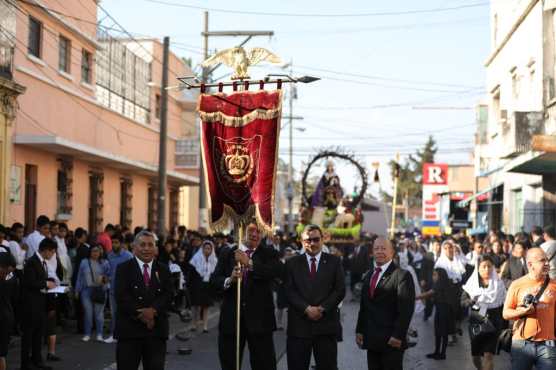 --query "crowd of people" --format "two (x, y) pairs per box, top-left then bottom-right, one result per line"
(1, 214), (556, 370)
